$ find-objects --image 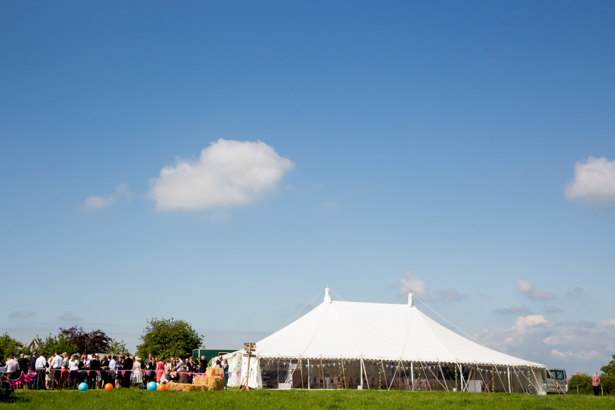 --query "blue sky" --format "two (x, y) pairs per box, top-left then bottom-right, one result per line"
(1, 1), (614, 374)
